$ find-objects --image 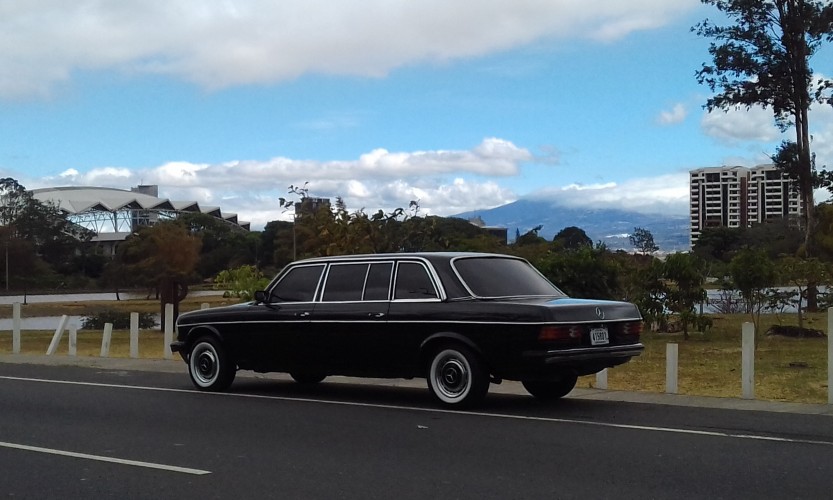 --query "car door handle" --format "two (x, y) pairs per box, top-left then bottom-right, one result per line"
(368, 312), (385, 318)
(296, 311), (311, 317)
